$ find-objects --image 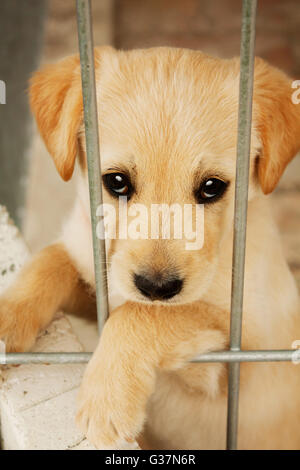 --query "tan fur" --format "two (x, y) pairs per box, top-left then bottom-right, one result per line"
(253, 57), (300, 194)
(77, 301), (228, 449)
(0, 244), (85, 351)
(29, 55), (83, 180)
(1, 46), (300, 449)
